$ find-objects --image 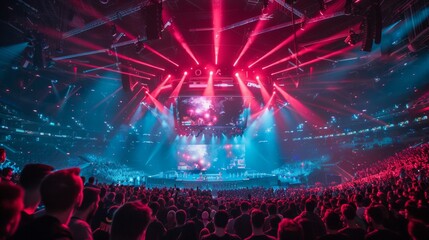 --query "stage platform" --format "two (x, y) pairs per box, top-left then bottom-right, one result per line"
(146, 171), (279, 190)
